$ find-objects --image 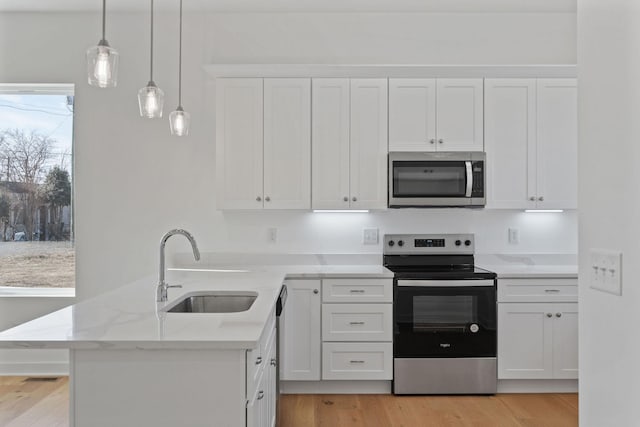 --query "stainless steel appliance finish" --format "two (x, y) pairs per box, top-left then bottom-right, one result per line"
(385, 233), (497, 395)
(394, 358), (497, 395)
(388, 152), (486, 208)
(166, 293), (257, 313)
